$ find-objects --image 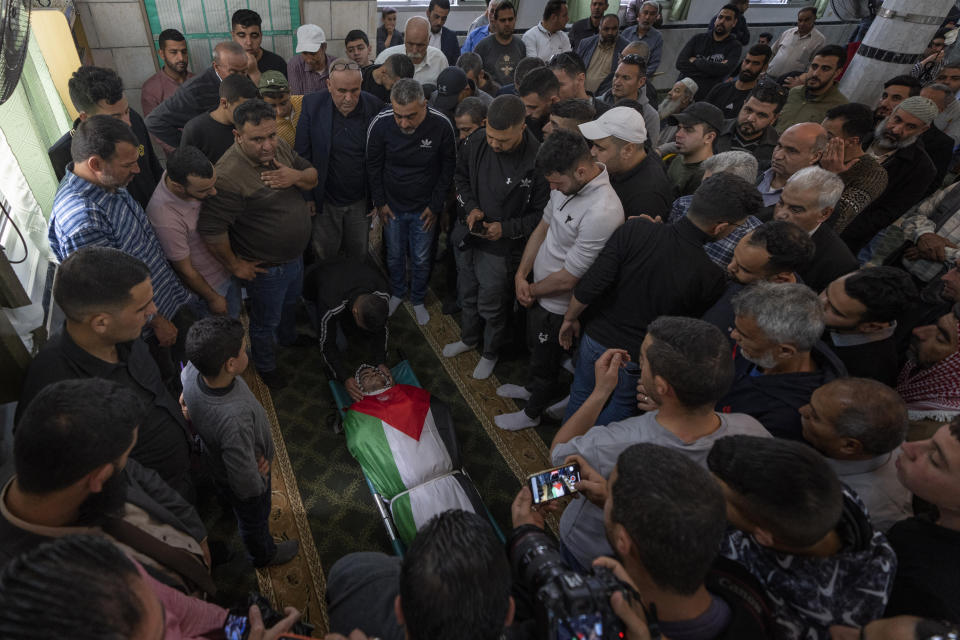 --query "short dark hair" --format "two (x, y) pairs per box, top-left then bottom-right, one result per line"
(612, 444), (726, 594)
(720, 3), (740, 18)
(487, 94), (526, 130)
(932, 28), (950, 42)
(15, 380), (142, 493)
(745, 220), (816, 275)
(400, 510), (511, 640)
(514, 56), (546, 86)
(759, 31), (773, 40)
(747, 80), (787, 113)
(798, 5), (817, 17)
(645, 316), (734, 407)
(166, 145), (213, 185)
(707, 435), (843, 547)
(619, 54), (647, 77)
(823, 378), (908, 455)
(233, 99), (276, 131)
(356, 293), (389, 332)
(158, 28), (186, 49)
(884, 74), (923, 97)
(542, 0), (566, 21)
(231, 8), (262, 29)
(547, 50), (586, 77)
(688, 173), (760, 227)
(456, 52), (484, 77)
(428, 0), (451, 11)
(455, 96), (488, 124)
(824, 102), (874, 140)
(219, 73), (259, 102)
(842, 266), (918, 323)
(550, 98), (595, 123)
(747, 43), (773, 66)
(68, 66), (124, 114)
(517, 66), (559, 99)
(536, 128), (591, 175)
(345, 29), (370, 46)
(70, 114), (139, 164)
(813, 43), (846, 68)
(385, 53), (415, 79)
(493, 1), (515, 20)
(0, 535), (144, 638)
(54, 246), (151, 322)
(185, 316), (245, 377)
